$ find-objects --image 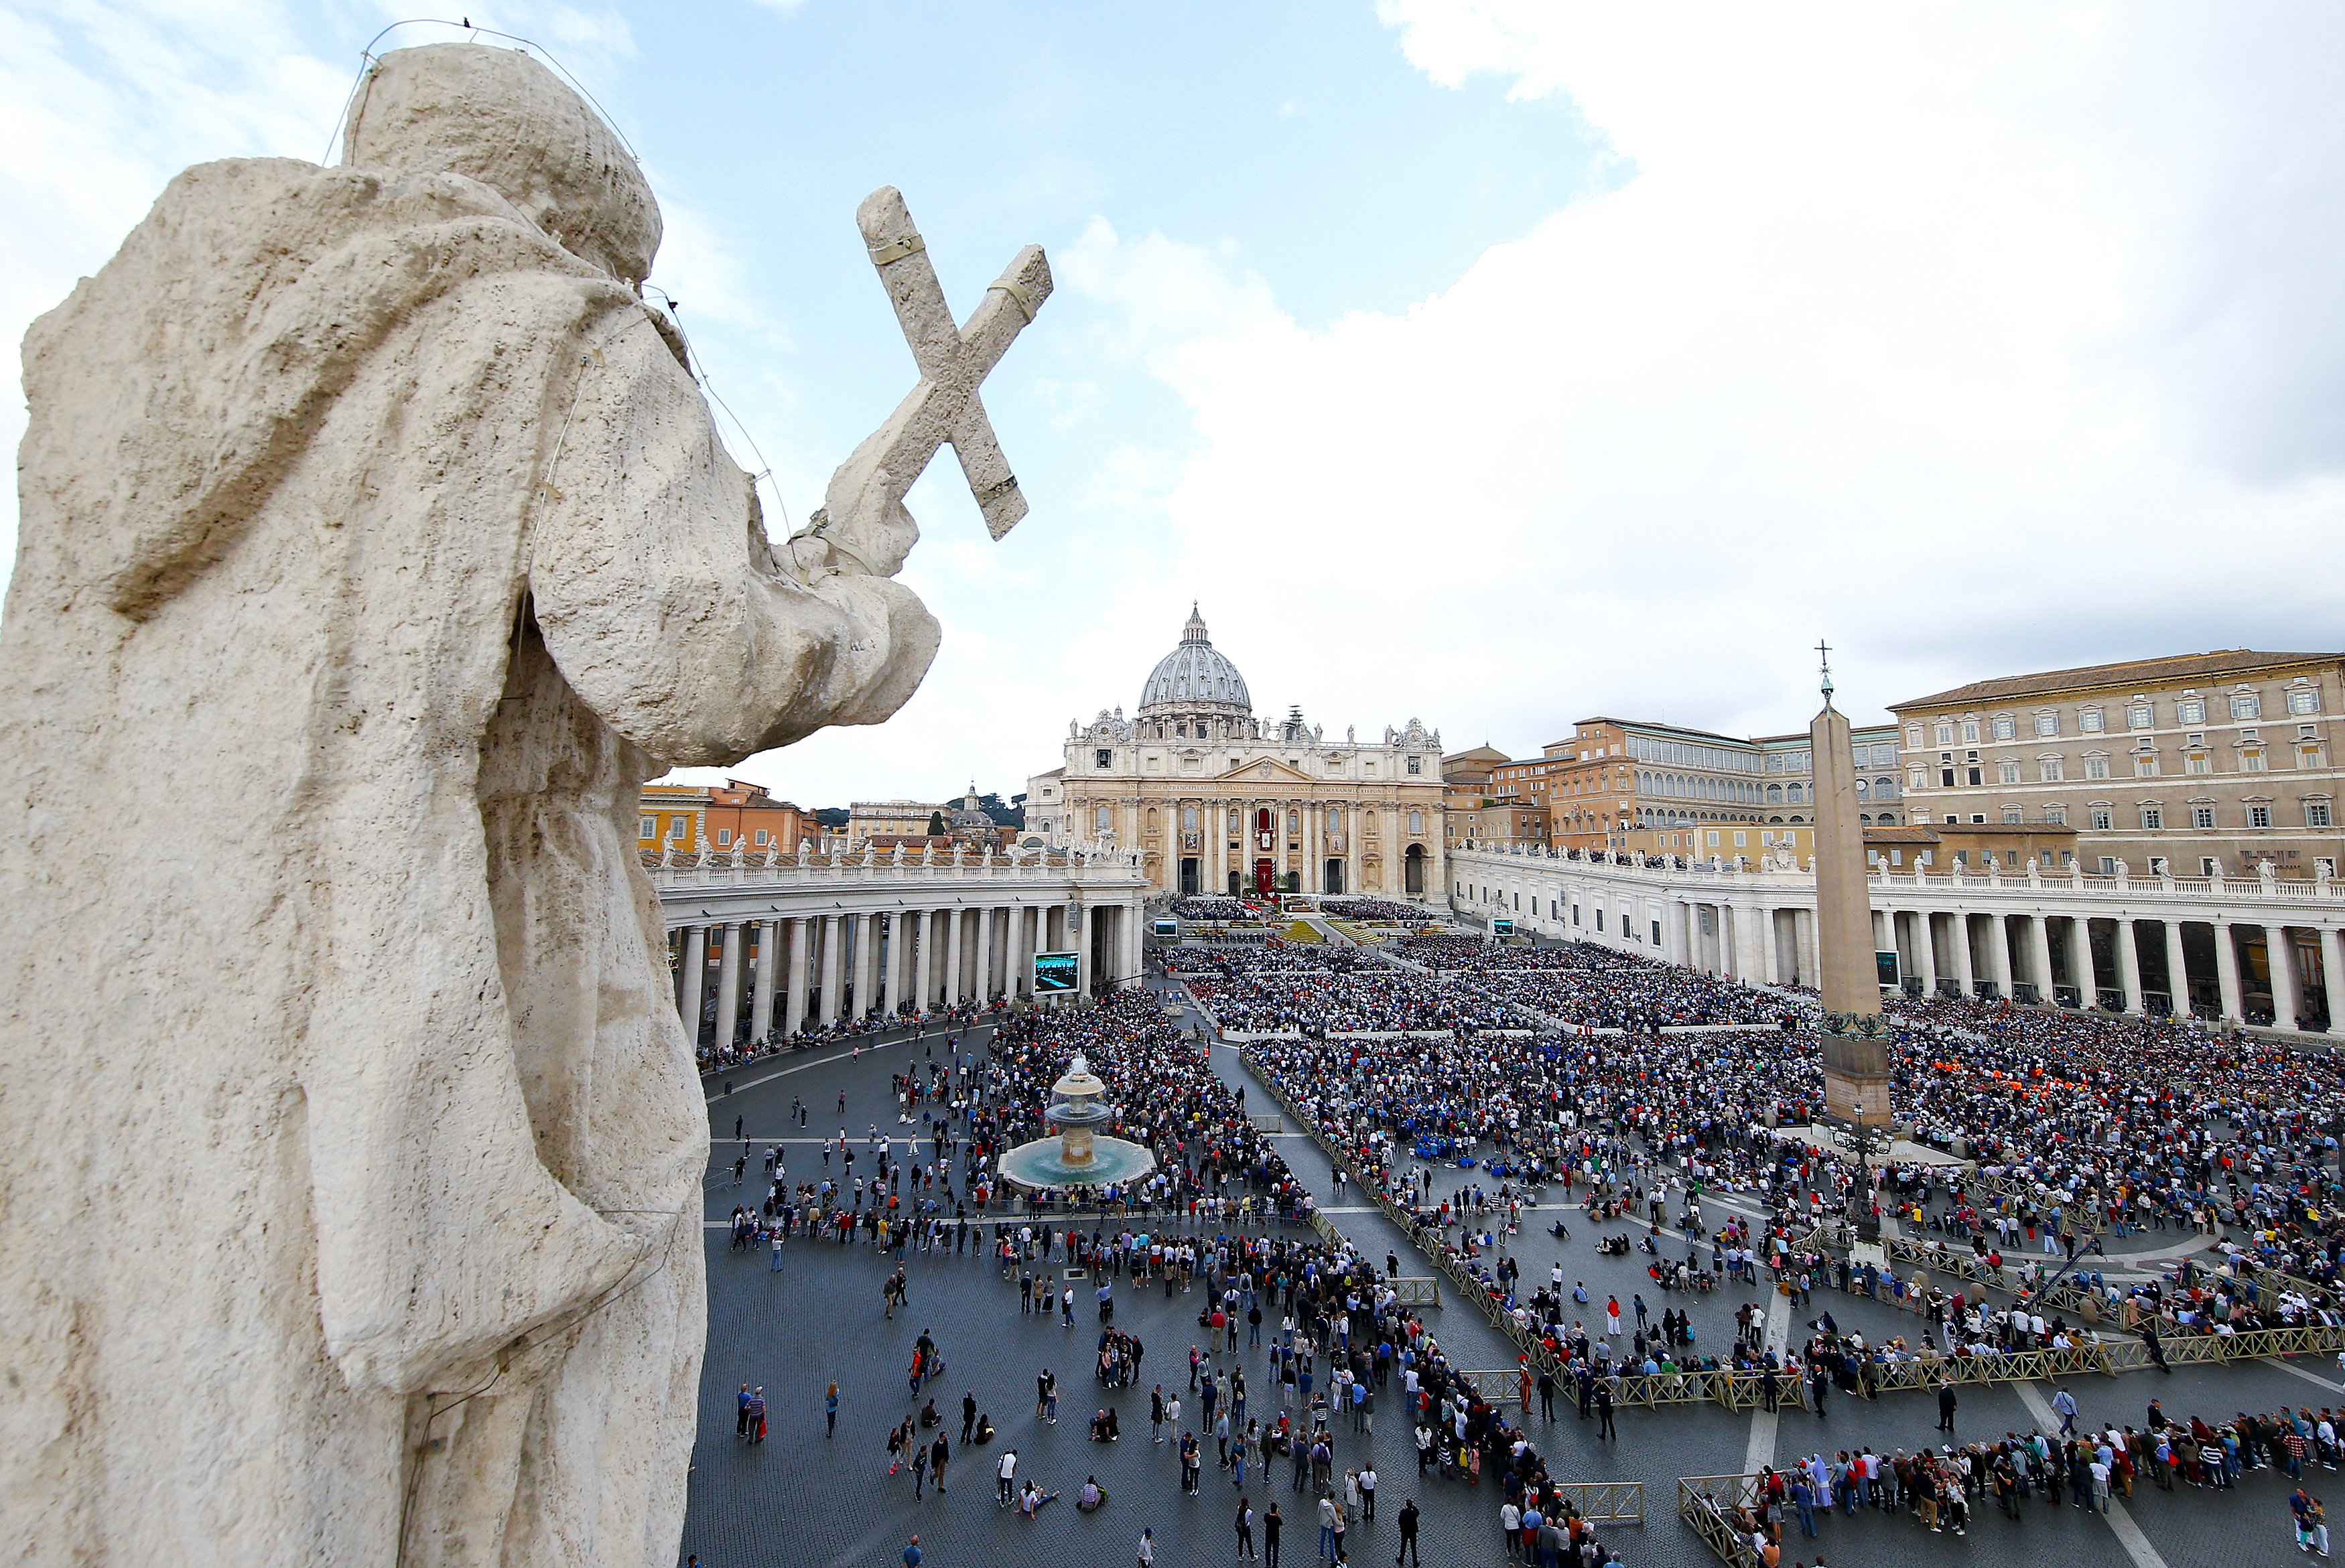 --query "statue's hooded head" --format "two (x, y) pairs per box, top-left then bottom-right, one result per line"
(342, 43), (661, 286)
